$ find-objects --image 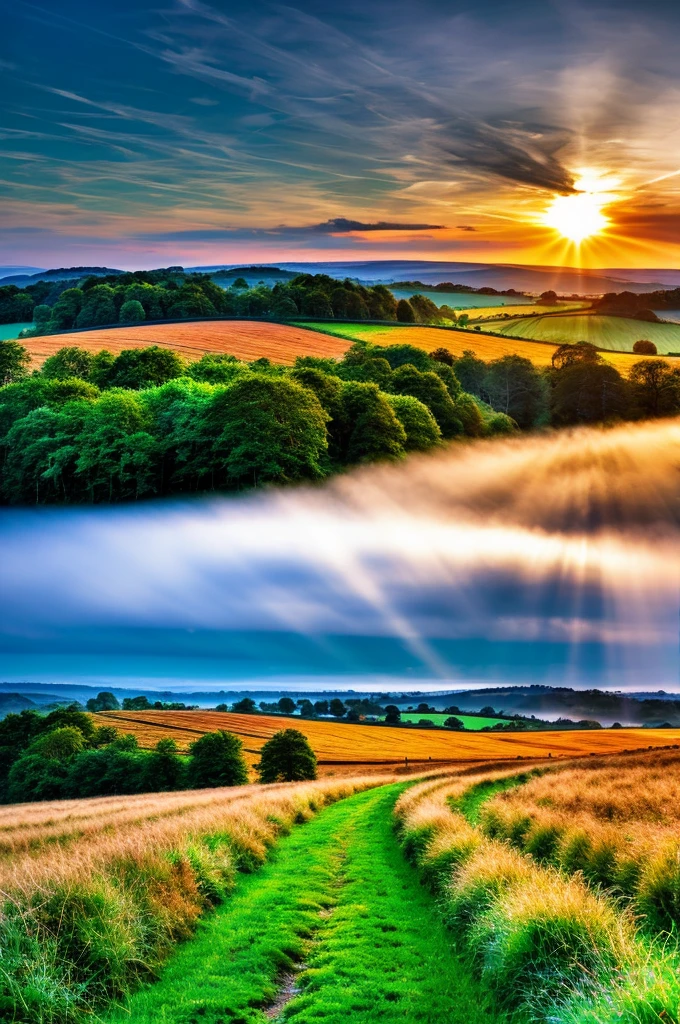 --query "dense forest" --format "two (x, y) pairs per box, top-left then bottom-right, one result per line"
(0, 334), (678, 504)
(0, 270), (456, 330)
